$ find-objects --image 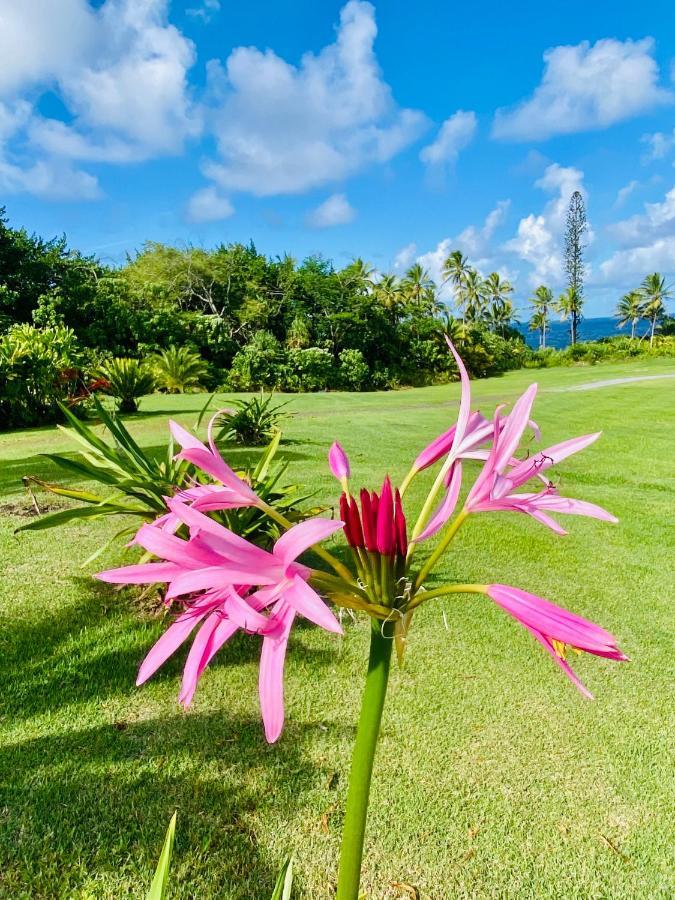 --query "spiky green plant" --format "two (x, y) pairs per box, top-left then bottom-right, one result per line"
(152, 345), (209, 394)
(214, 393), (291, 446)
(97, 357), (156, 413)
